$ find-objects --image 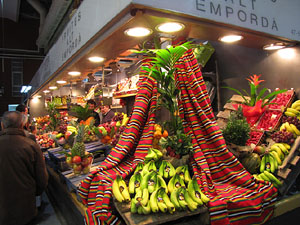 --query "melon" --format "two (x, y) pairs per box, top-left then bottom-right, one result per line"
(240, 153), (261, 174)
